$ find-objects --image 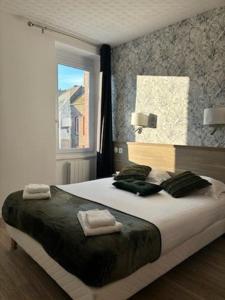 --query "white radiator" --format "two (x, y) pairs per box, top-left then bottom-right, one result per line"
(66, 159), (92, 184)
